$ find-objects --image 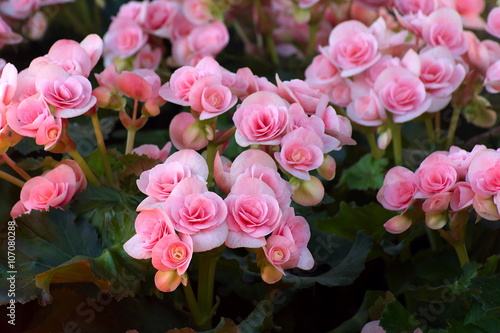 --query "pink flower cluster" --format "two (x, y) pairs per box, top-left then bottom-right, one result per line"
(103, 0), (229, 70)
(304, 2), (500, 131)
(161, 56), (354, 205)
(124, 149), (315, 291)
(11, 159), (87, 218)
(377, 144), (500, 234)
